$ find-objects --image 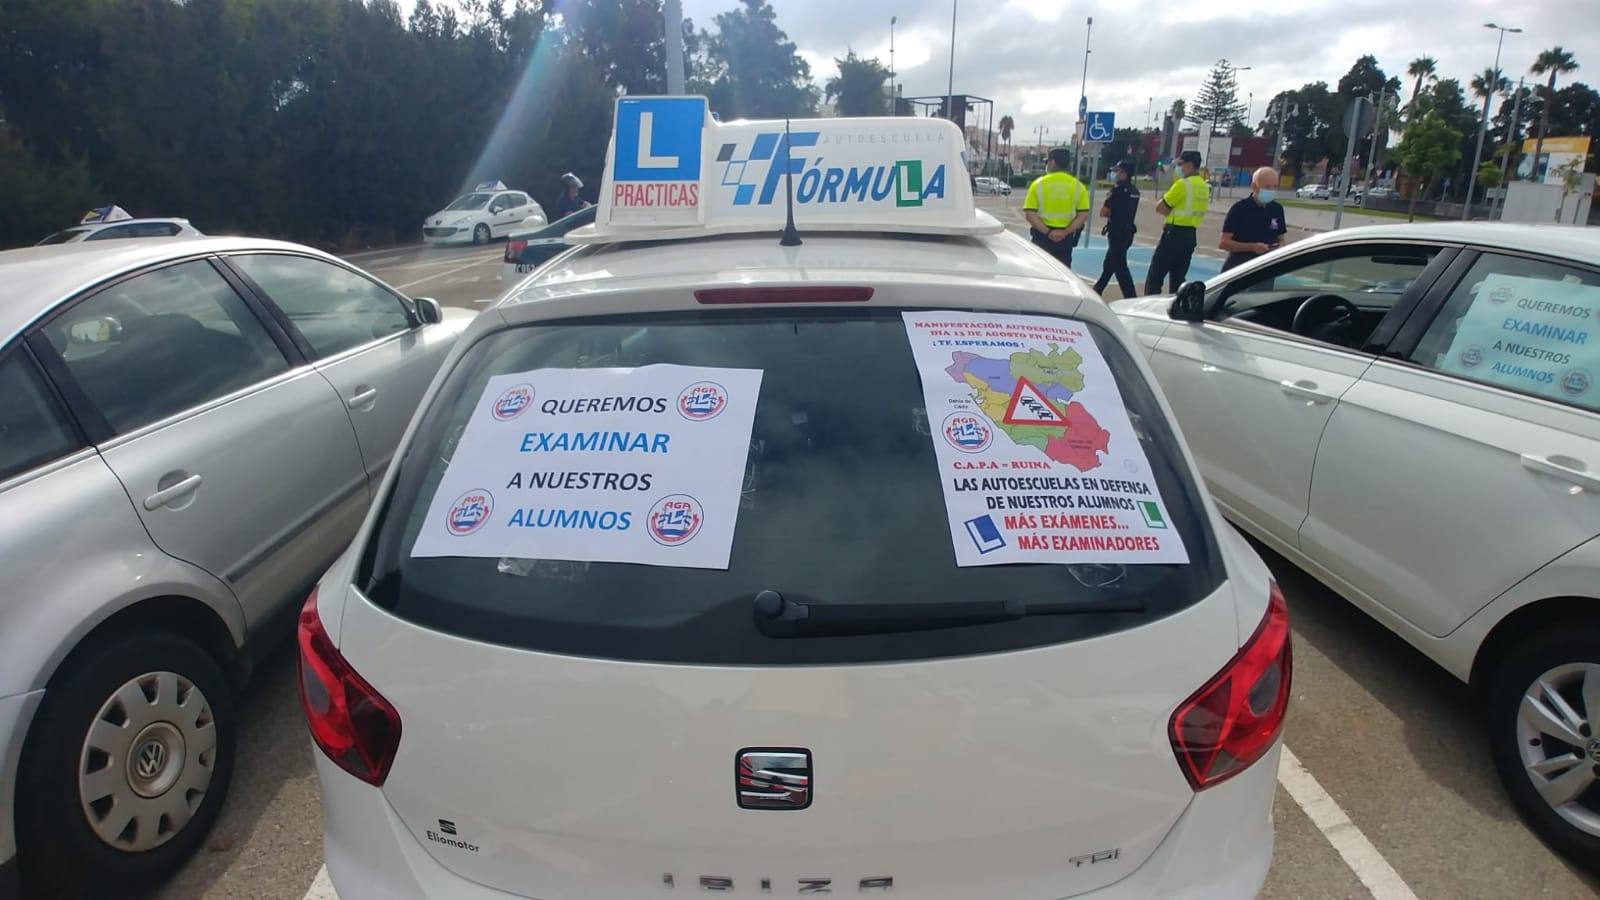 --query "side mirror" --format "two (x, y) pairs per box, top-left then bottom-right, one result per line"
(1168, 281), (1208, 322)
(413, 297), (444, 326)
